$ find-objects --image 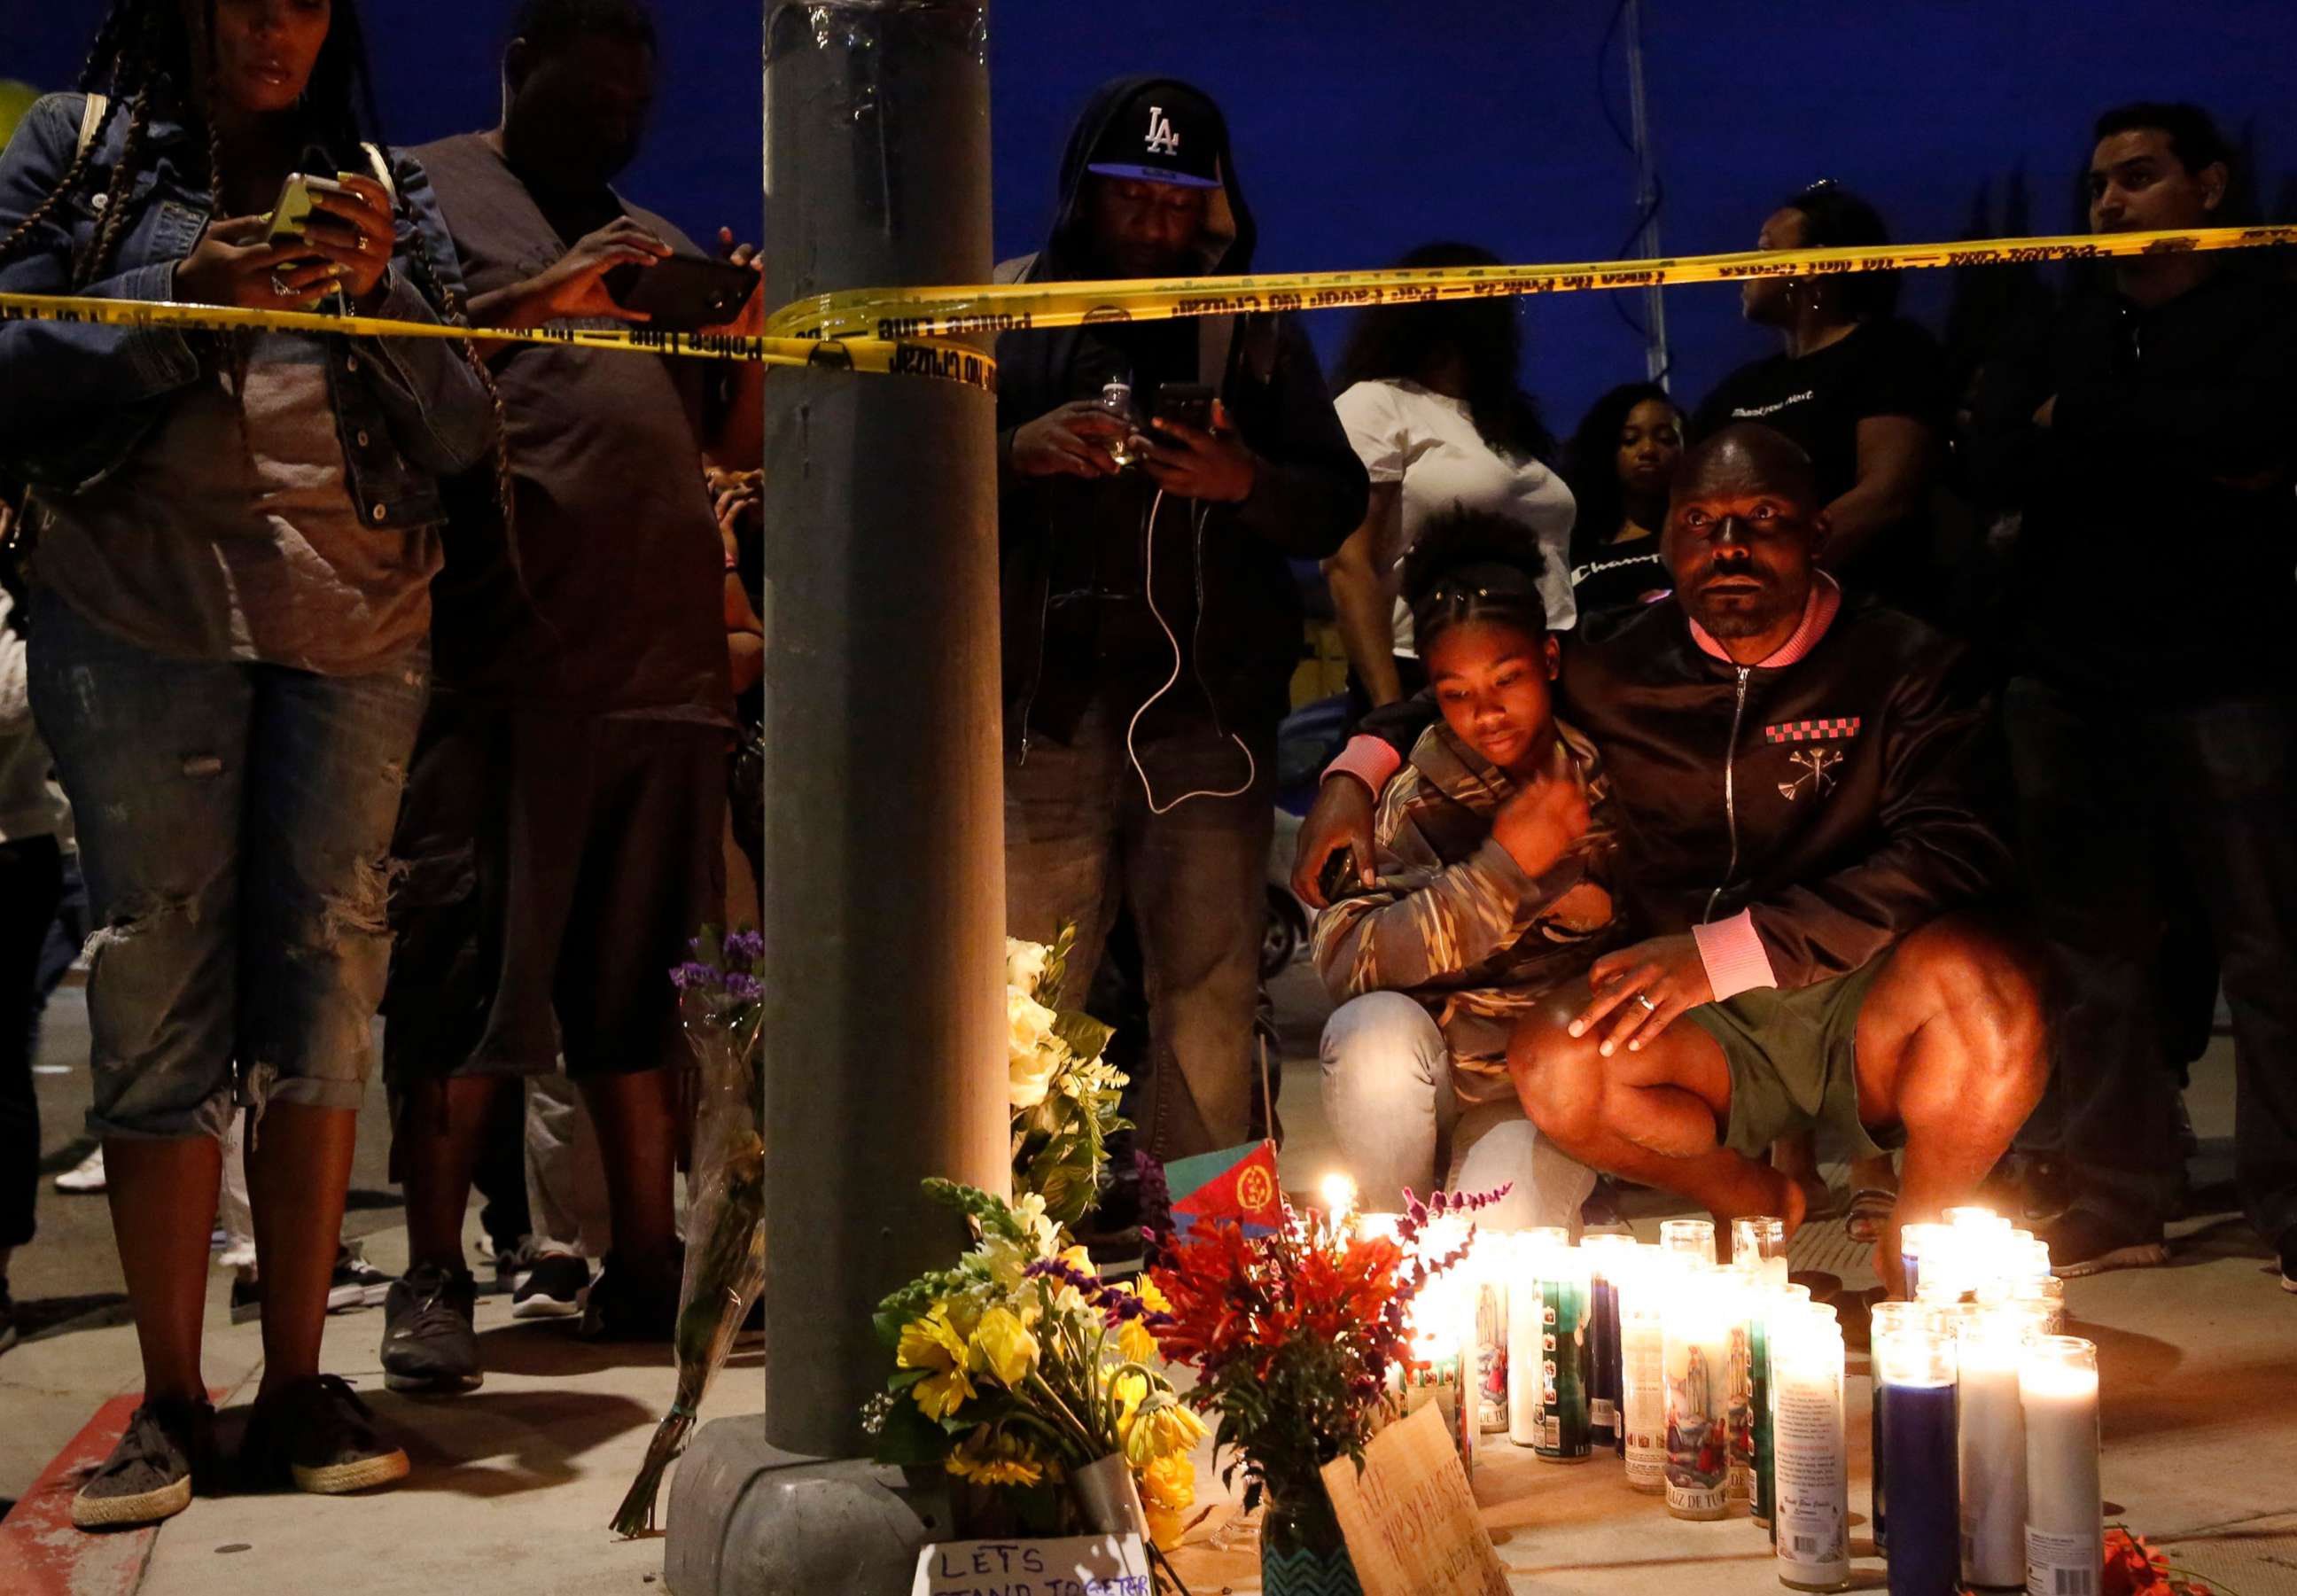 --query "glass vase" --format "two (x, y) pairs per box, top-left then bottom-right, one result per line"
(1259, 1486), (1362, 1596)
